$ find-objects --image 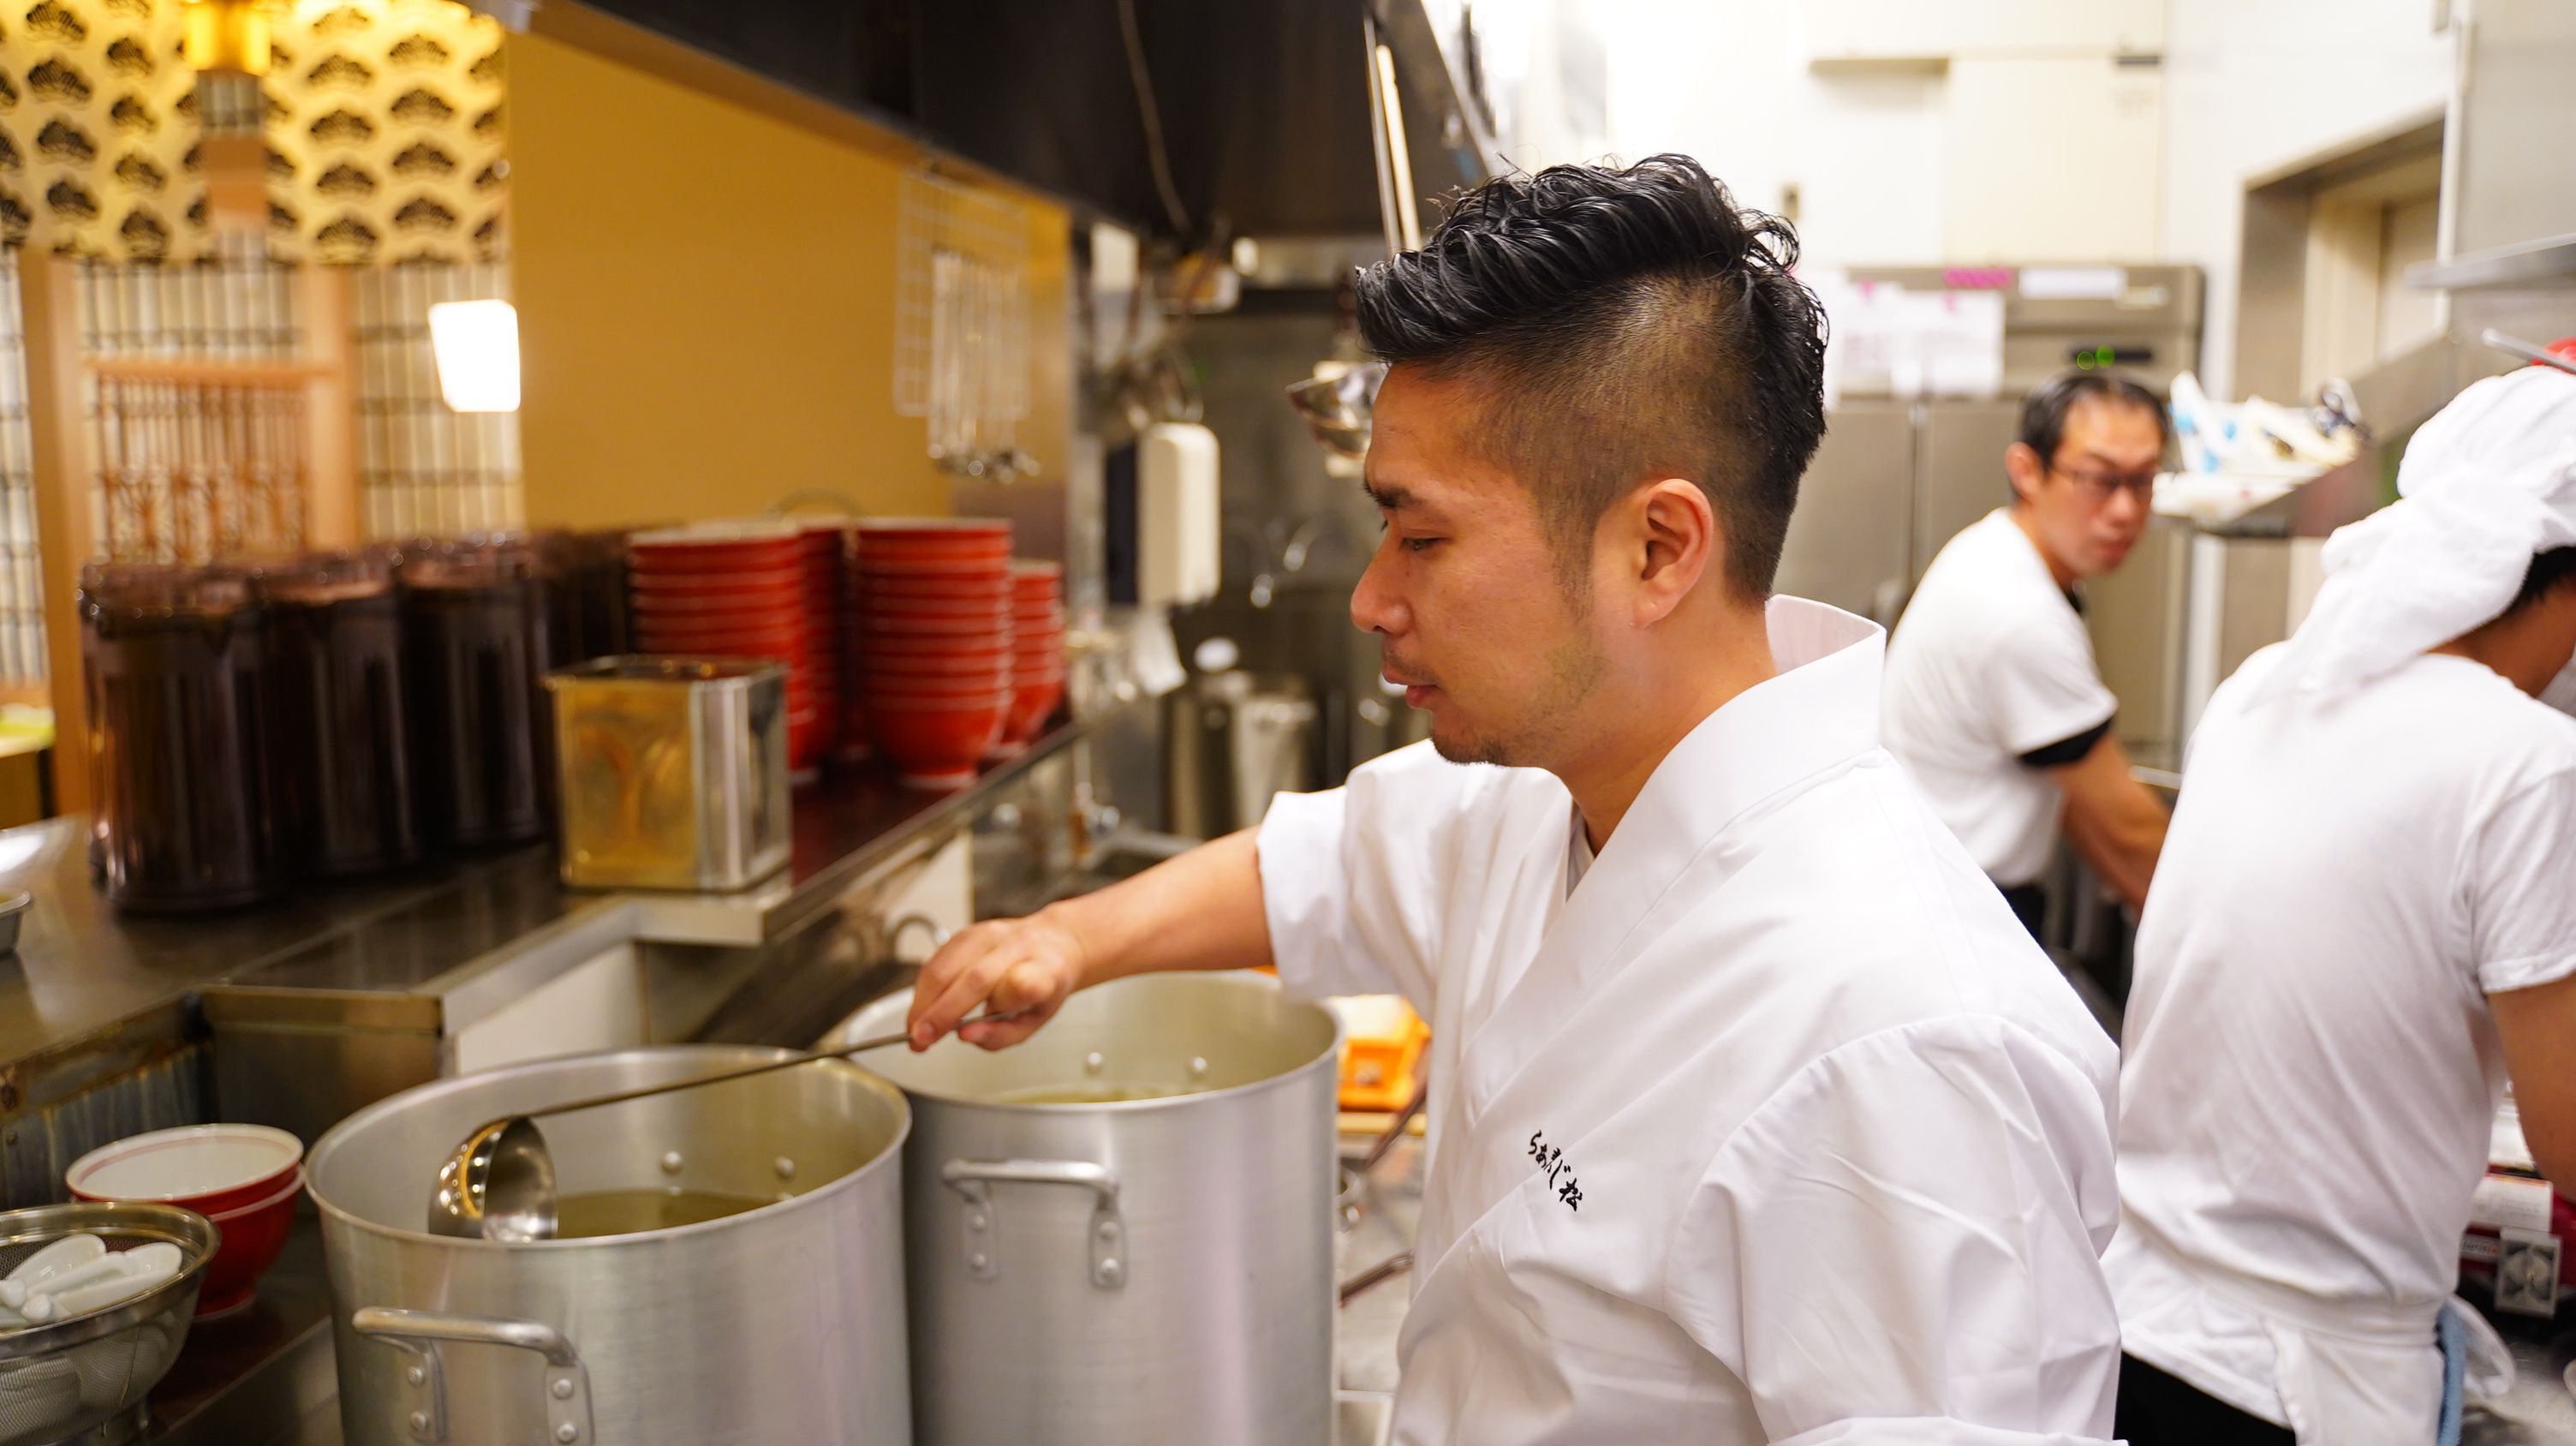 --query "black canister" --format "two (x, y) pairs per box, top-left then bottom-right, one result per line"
(80, 563), (281, 912)
(580, 529), (636, 660)
(400, 543), (552, 848)
(259, 552), (420, 876)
